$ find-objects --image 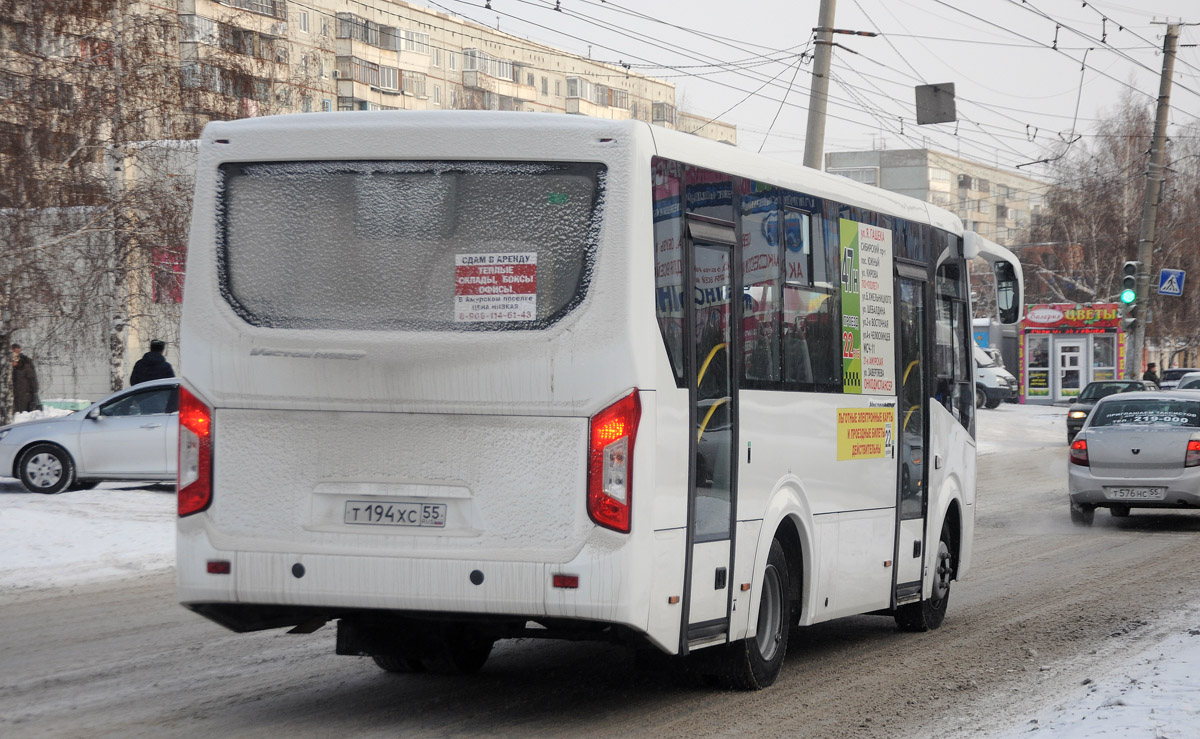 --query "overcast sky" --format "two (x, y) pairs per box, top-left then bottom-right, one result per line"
(426, 0), (1200, 175)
